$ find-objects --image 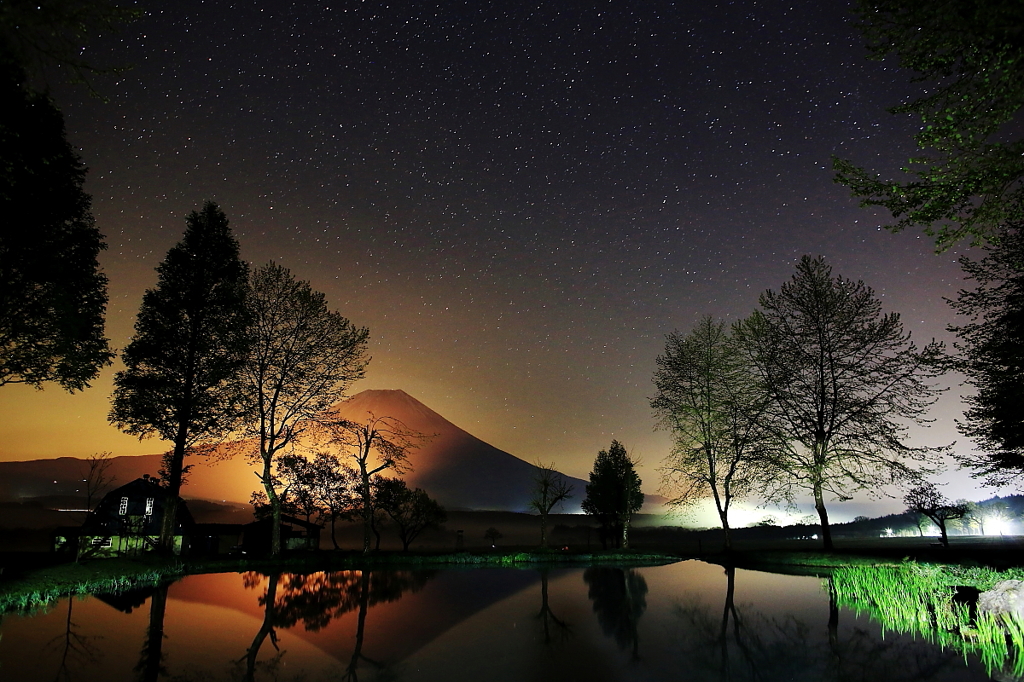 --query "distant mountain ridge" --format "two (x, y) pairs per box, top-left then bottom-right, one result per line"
(0, 389), (590, 512)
